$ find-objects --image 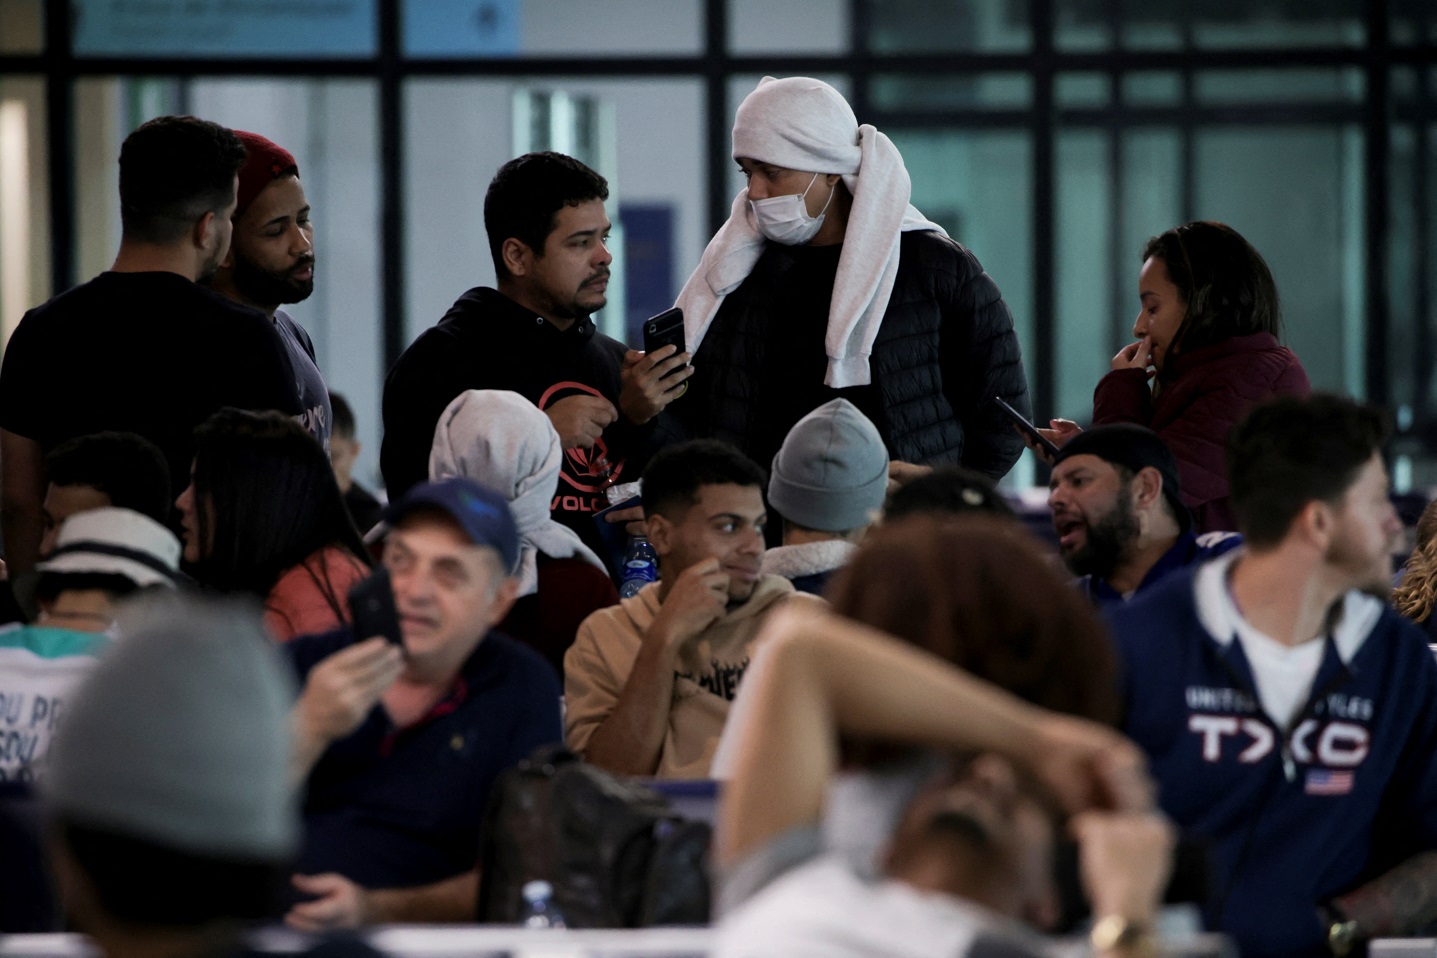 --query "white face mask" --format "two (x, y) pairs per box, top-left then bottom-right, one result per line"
(749, 173), (835, 246)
